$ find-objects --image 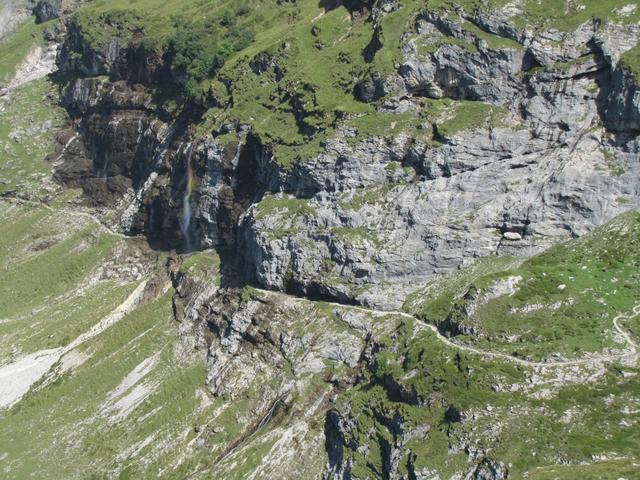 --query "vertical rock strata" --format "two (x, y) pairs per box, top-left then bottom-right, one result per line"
(27, 2), (640, 476)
